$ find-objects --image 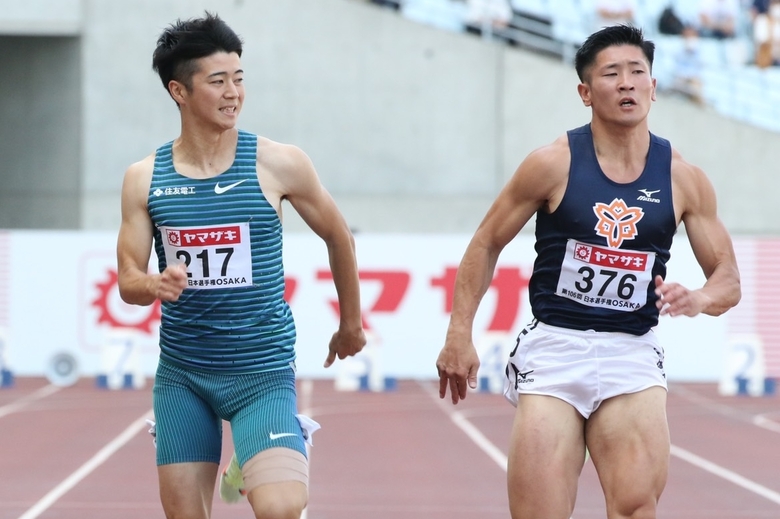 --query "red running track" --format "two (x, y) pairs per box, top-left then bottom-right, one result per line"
(1, 378), (779, 519)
